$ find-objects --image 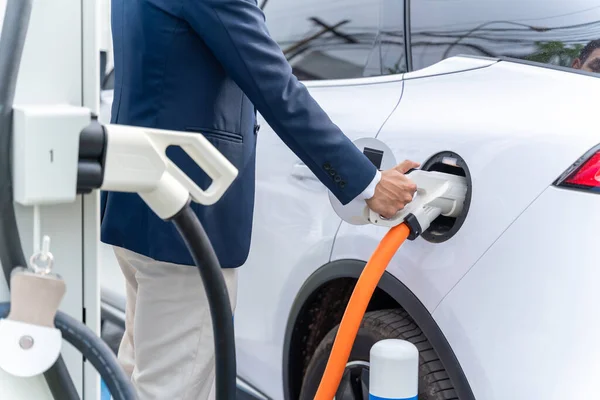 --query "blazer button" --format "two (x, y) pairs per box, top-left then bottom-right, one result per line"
(323, 162), (331, 171)
(339, 180), (346, 188)
(334, 175), (342, 183)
